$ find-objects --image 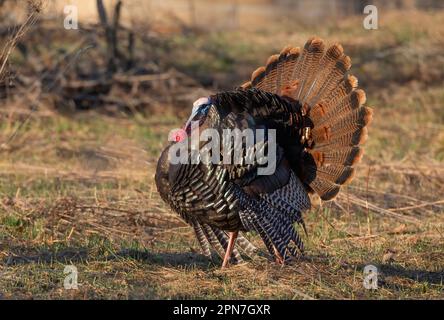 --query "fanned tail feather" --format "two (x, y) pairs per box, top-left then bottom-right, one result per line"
(245, 37), (373, 201)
